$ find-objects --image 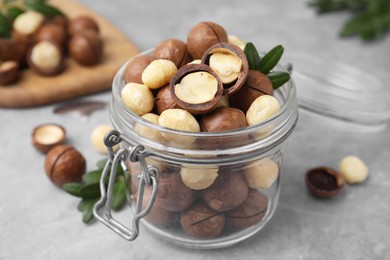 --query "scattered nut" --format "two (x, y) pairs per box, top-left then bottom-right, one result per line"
(244, 158), (279, 189)
(68, 30), (103, 66)
(229, 70), (274, 113)
(226, 189), (268, 229)
(142, 59), (177, 89)
(201, 43), (249, 95)
(228, 35), (246, 50)
(32, 123), (66, 153)
(27, 41), (65, 76)
(121, 82), (154, 115)
(124, 54), (155, 84)
(134, 113), (165, 142)
(339, 155), (368, 184)
(153, 38), (192, 68)
(201, 171), (248, 212)
(170, 63), (223, 114)
(187, 21), (228, 59)
(246, 95), (280, 126)
(35, 23), (68, 49)
(44, 144), (86, 187)
(13, 11), (45, 36)
(154, 84), (178, 114)
(180, 165), (219, 190)
(0, 61), (19, 85)
(180, 201), (225, 239)
(91, 125), (119, 154)
(305, 167), (345, 198)
(68, 15), (99, 36)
